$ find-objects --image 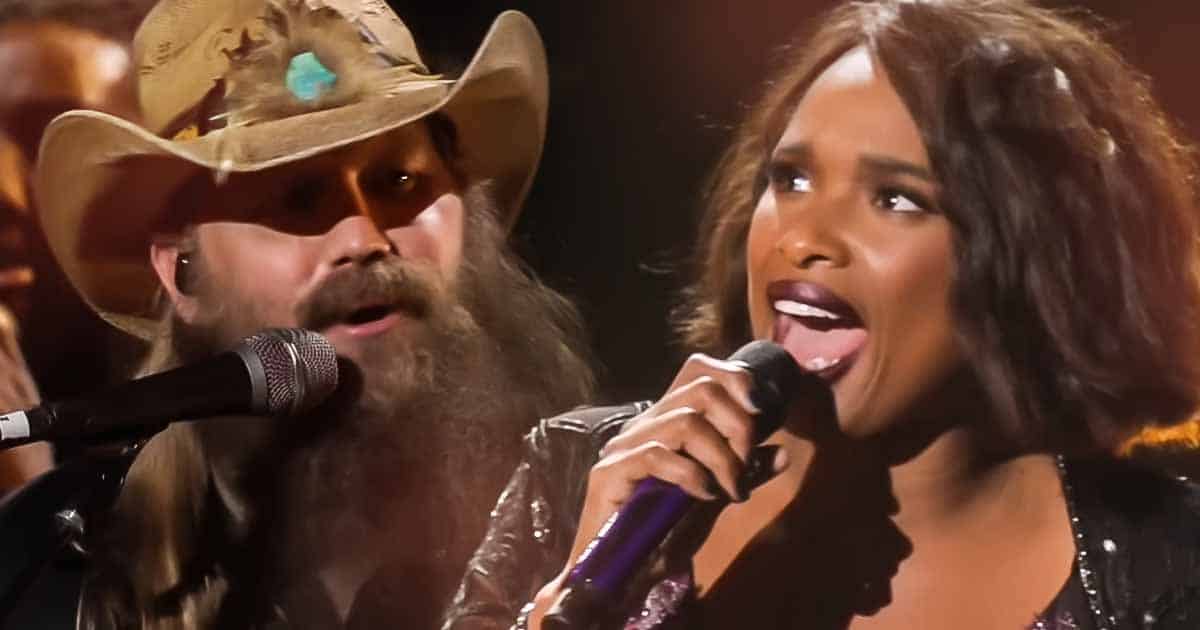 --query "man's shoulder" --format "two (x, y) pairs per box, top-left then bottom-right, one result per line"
(521, 401), (651, 474)
(539, 401), (651, 439)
